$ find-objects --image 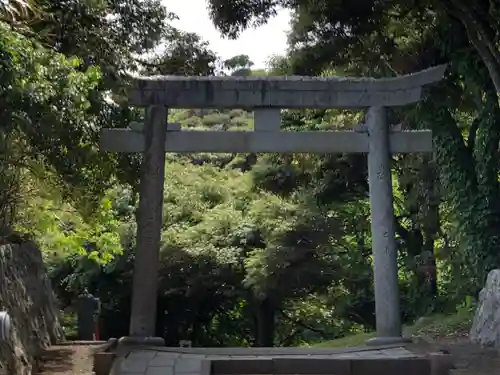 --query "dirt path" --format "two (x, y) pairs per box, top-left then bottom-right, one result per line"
(440, 339), (500, 375)
(408, 338), (500, 375)
(37, 344), (95, 375)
